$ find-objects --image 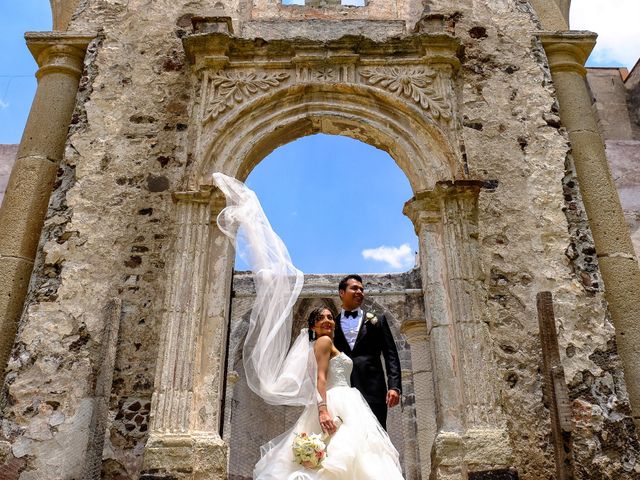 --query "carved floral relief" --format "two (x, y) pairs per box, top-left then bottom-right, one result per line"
(360, 67), (451, 122)
(202, 70), (291, 123)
